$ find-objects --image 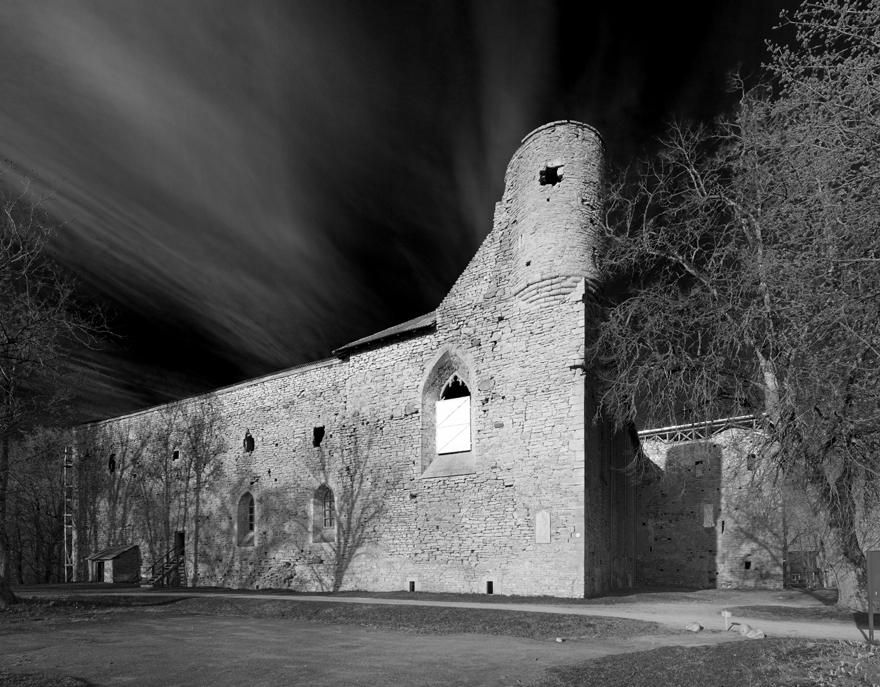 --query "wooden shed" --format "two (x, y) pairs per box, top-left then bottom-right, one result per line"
(87, 544), (141, 583)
